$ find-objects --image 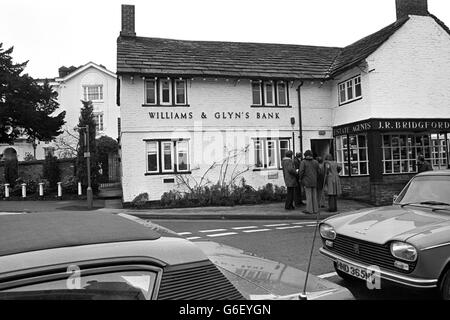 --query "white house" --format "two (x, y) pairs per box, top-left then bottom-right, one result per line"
(117, 0), (450, 205)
